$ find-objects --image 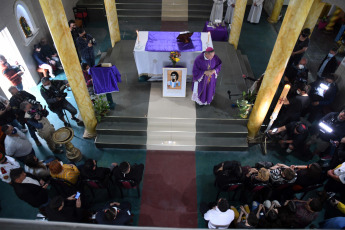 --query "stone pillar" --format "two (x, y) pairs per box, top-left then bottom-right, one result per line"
(104, 0), (121, 47)
(247, 0), (314, 139)
(229, 0), (248, 49)
(267, 0), (284, 23)
(39, 0), (97, 138)
(303, 0), (326, 34)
